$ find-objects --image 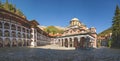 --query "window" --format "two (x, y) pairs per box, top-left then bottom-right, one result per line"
(4, 31), (10, 37)
(4, 23), (9, 29)
(12, 31), (16, 37)
(18, 32), (21, 38)
(11, 24), (16, 30)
